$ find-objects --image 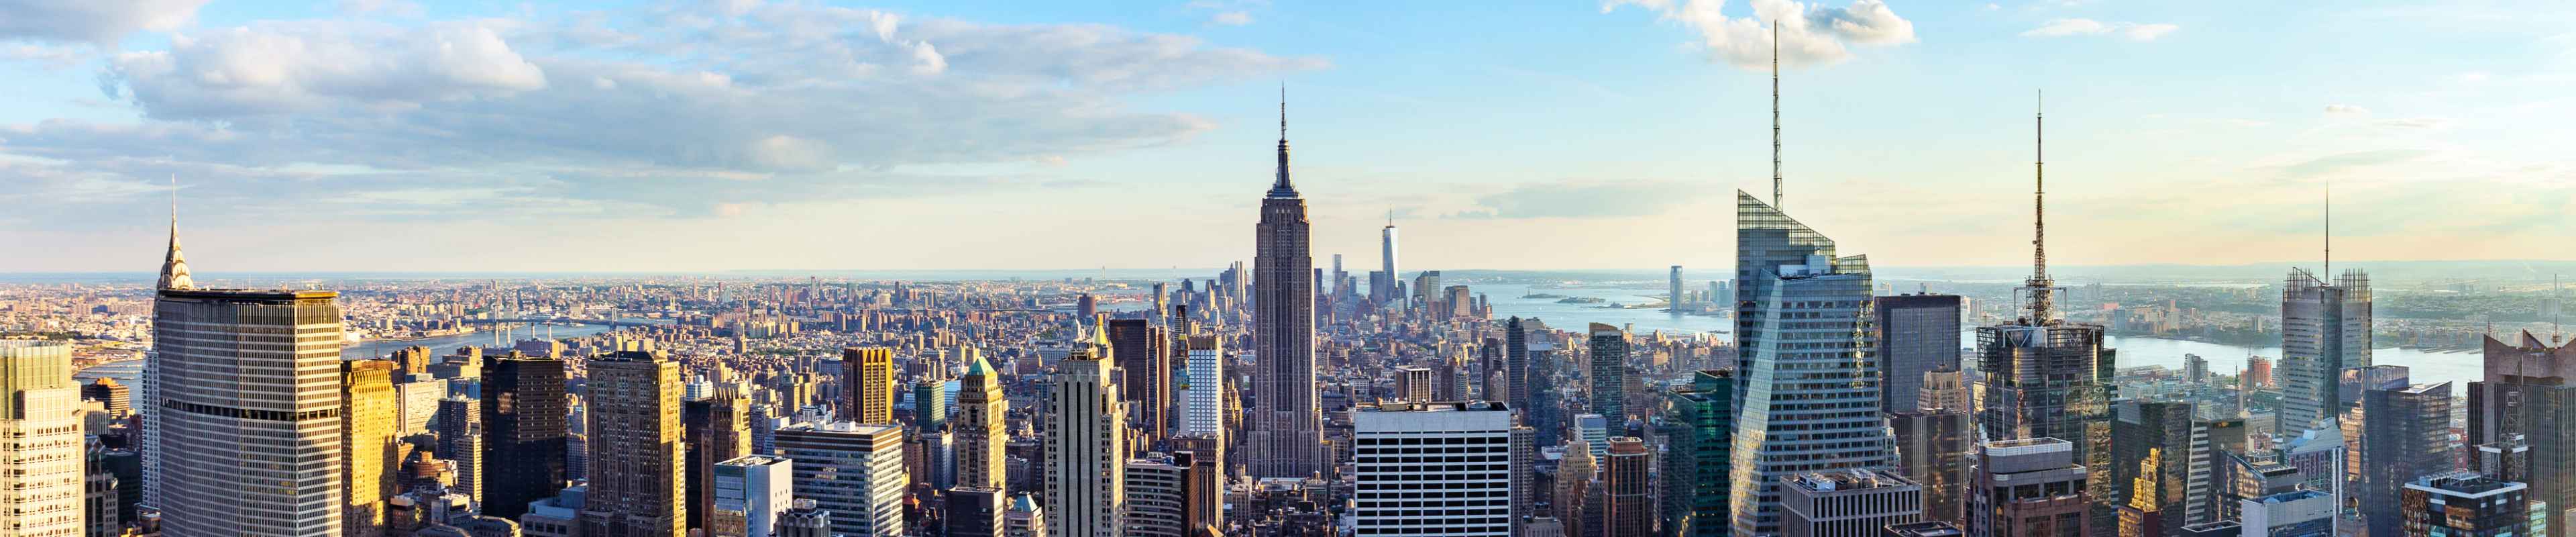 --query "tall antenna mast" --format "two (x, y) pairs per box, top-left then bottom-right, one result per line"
(2027, 90), (2055, 324)
(1771, 19), (1782, 210)
(2324, 181), (2332, 279)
